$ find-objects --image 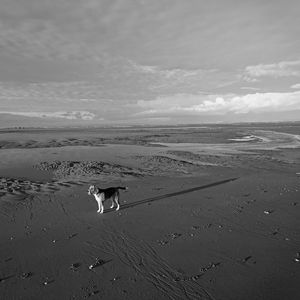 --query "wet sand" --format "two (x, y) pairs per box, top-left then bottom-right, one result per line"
(0, 123), (299, 300)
